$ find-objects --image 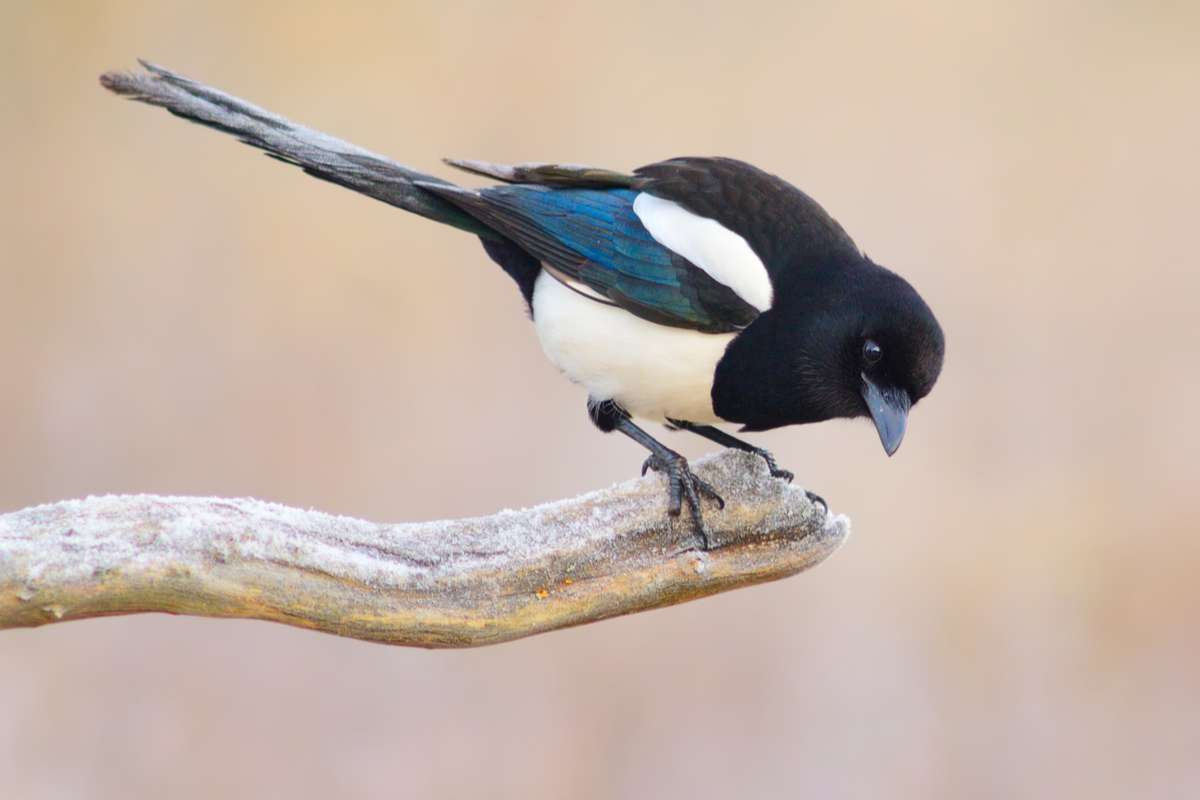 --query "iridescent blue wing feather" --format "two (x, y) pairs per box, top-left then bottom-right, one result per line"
(418, 182), (759, 333)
